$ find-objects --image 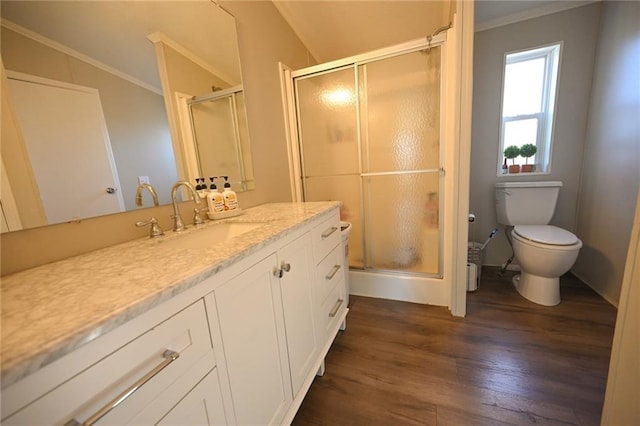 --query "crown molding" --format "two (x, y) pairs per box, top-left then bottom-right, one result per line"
(1, 18), (163, 95)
